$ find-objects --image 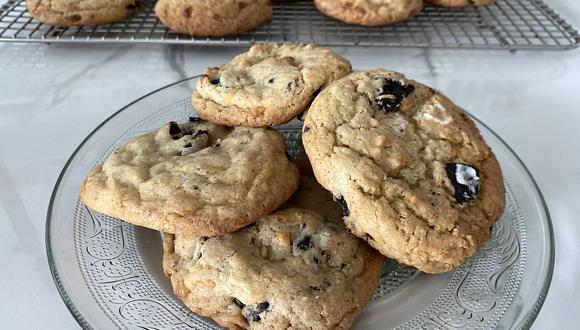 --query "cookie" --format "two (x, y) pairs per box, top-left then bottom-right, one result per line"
(163, 208), (383, 329)
(303, 69), (505, 273)
(80, 118), (299, 236)
(427, 0), (494, 7)
(192, 44), (352, 127)
(154, 0), (272, 36)
(27, 0), (141, 26)
(314, 0), (423, 27)
(284, 176), (343, 221)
